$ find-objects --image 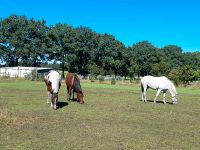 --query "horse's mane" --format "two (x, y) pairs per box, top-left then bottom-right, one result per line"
(74, 73), (80, 82)
(167, 78), (177, 95)
(159, 76), (177, 94)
